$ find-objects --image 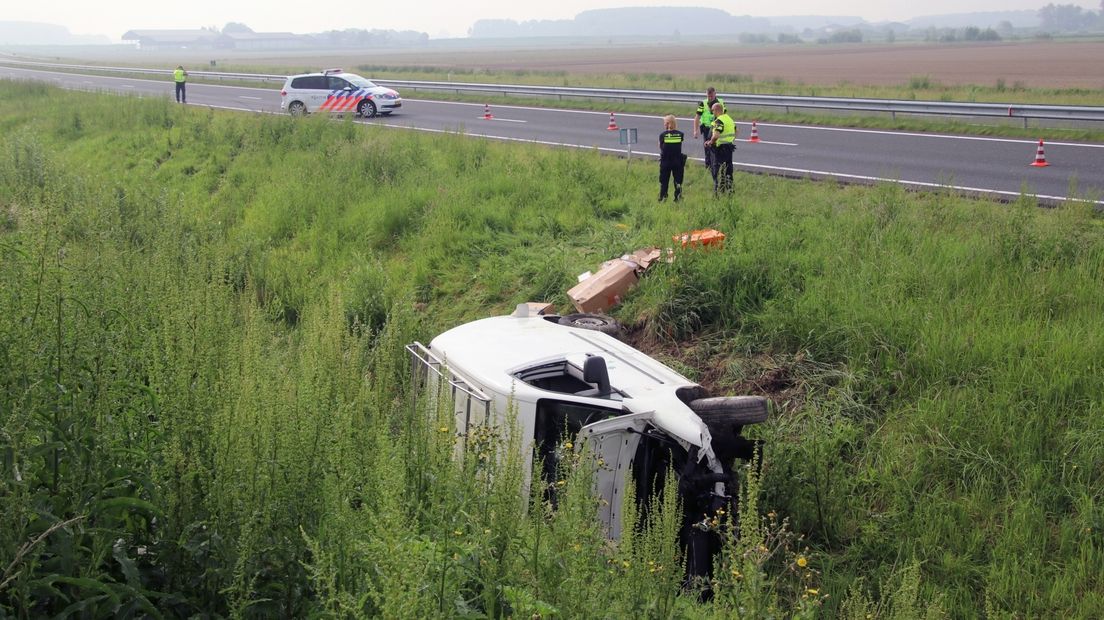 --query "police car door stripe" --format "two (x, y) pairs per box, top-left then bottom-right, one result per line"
(339, 91), (362, 112)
